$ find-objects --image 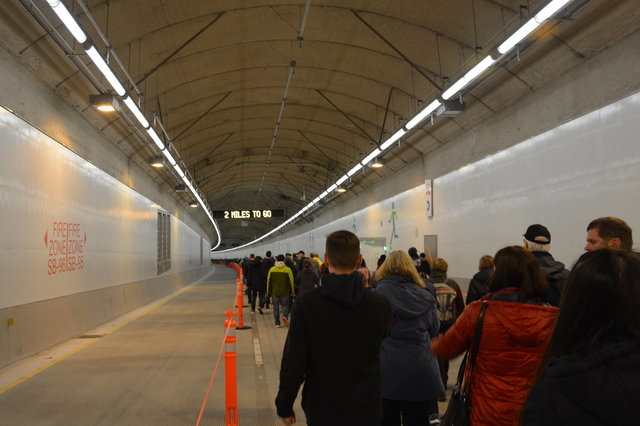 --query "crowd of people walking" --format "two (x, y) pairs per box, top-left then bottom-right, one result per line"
(234, 216), (639, 425)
